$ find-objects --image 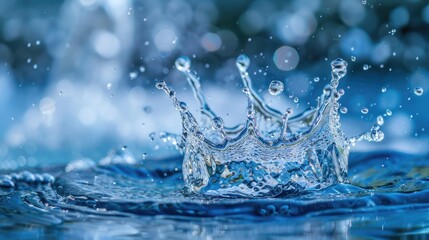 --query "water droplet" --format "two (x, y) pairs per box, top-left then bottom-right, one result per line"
(293, 97), (299, 103)
(142, 153), (148, 160)
(236, 54), (250, 72)
(129, 71), (138, 80)
(363, 64), (369, 71)
(121, 145), (128, 151)
(33, 64), (38, 69)
(139, 66), (146, 72)
(36, 40), (40, 45)
(331, 58), (348, 79)
(340, 107), (348, 114)
(377, 115), (384, 126)
(361, 107), (369, 114)
(386, 109), (392, 116)
(314, 77), (320, 82)
(268, 80), (284, 96)
(351, 56), (356, 62)
(127, 8), (132, 15)
(414, 87), (424, 96)
(27, 58), (31, 63)
(59, 91), (63, 96)
(107, 83), (112, 90)
(381, 87), (387, 93)
(175, 56), (191, 72)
